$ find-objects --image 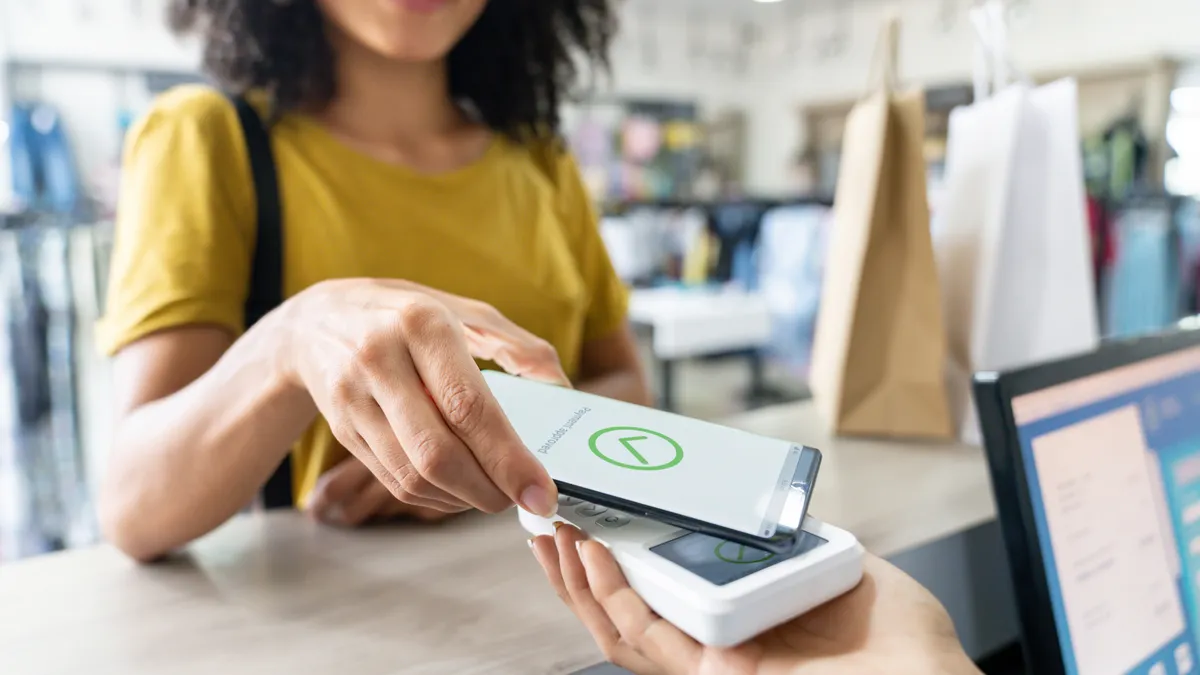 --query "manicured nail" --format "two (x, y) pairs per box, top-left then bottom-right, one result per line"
(521, 485), (557, 518)
(323, 505), (346, 525)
